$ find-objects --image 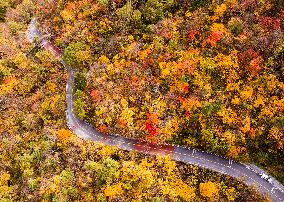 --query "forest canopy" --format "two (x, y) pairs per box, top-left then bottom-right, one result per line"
(0, 0), (283, 201)
(37, 0), (284, 183)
